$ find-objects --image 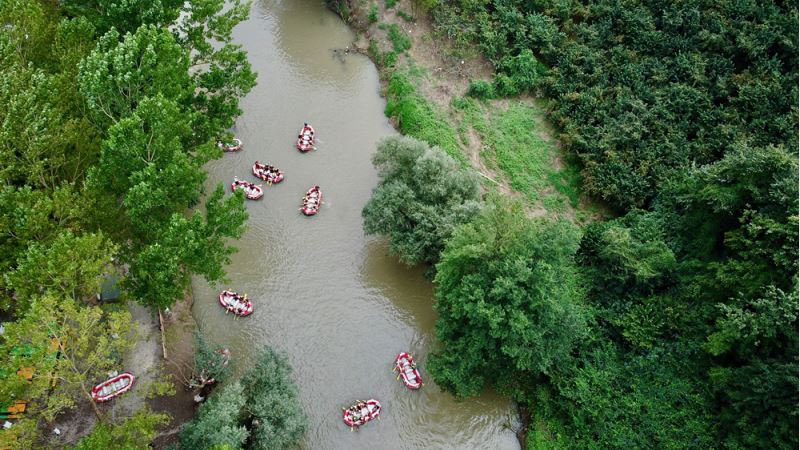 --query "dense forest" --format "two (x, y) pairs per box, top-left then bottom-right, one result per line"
(360, 0), (798, 448)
